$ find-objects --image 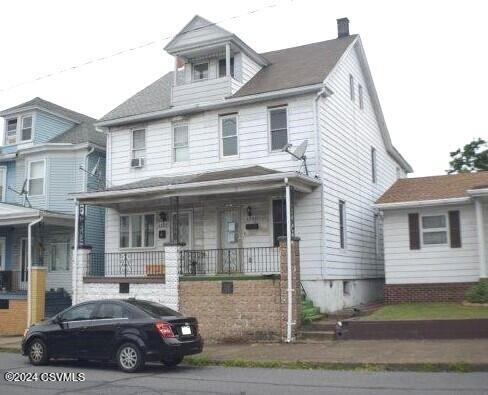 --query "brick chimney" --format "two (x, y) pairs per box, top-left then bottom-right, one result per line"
(337, 18), (350, 38)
